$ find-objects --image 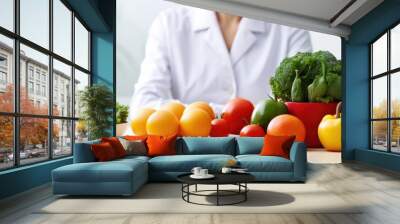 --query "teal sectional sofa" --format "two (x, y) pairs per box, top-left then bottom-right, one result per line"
(52, 137), (307, 196)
